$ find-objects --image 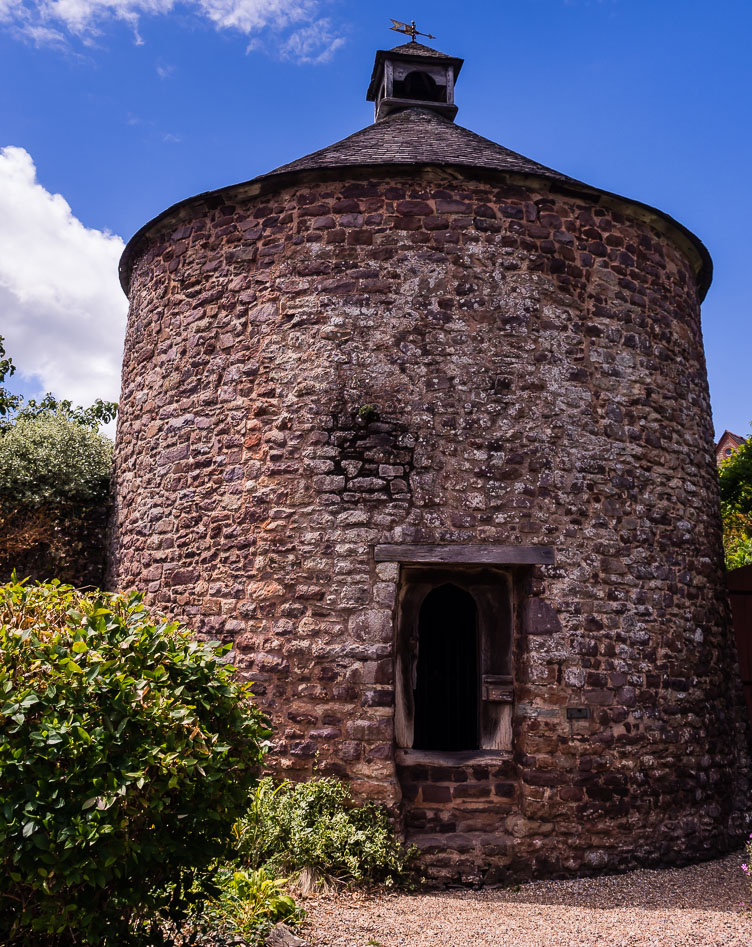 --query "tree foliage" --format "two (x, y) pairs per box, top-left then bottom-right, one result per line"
(0, 337), (21, 420)
(0, 337), (118, 584)
(0, 413), (113, 512)
(2, 394), (118, 431)
(0, 579), (271, 946)
(719, 434), (752, 569)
